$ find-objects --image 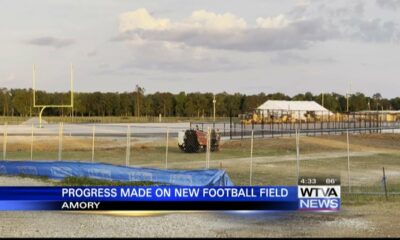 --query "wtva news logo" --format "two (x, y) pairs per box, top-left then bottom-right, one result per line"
(298, 184), (341, 211)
